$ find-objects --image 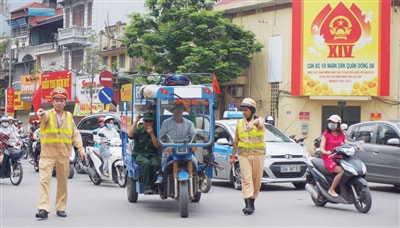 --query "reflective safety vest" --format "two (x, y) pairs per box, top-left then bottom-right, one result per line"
(237, 118), (266, 155)
(41, 110), (73, 145)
